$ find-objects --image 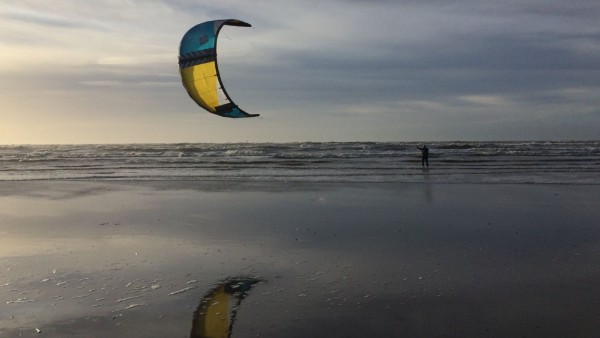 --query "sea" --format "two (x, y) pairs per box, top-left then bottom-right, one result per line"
(0, 141), (598, 184)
